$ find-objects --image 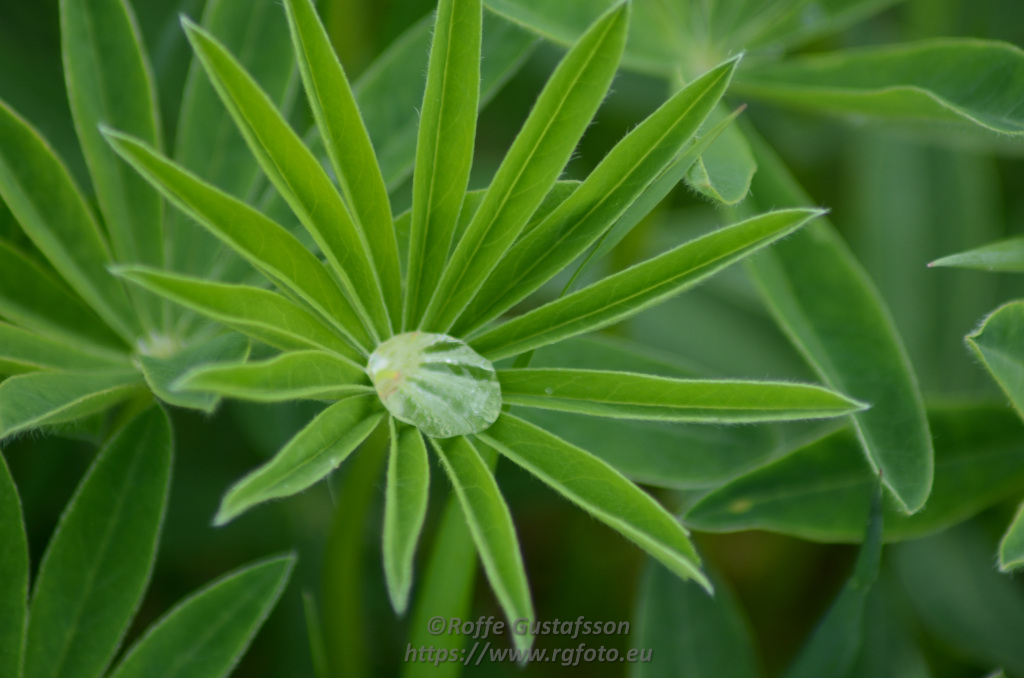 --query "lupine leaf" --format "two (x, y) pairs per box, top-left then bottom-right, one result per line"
(0, 99), (139, 341)
(967, 301), (1024, 419)
(432, 435), (535, 652)
(285, 0), (402, 324)
(383, 419), (430, 614)
(0, 452), (28, 678)
(472, 208), (820, 361)
(734, 40), (1024, 137)
(183, 18), (390, 339)
(177, 350), (369, 402)
(456, 56), (739, 335)
(1000, 501), (1024, 572)
(931, 237), (1024, 272)
(23, 405), (171, 678)
(403, 0), (482, 330)
(115, 267), (363, 362)
(103, 130), (374, 351)
(685, 406), (1024, 542)
(742, 127), (932, 513)
(60, 0), (164, 331)
(0, 322), (128, 375)
(684, 106), (756, 206)
(215, 395), (382, 524)
(0, 369), (143, 439)
(421, 3), (630, 332)
(137, 333), (250, 412)
(107, 555), (295, 678)
(478, 414), (709, 590)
